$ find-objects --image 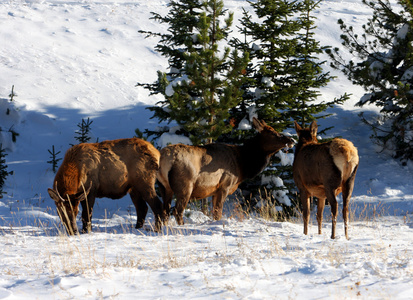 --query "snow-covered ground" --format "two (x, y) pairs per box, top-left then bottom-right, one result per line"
(1, 0), (412, 299)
